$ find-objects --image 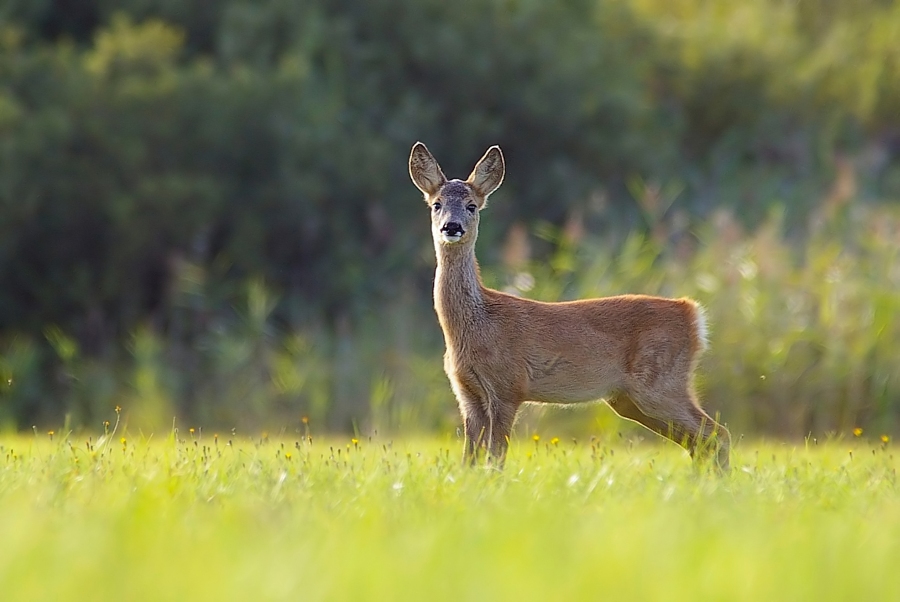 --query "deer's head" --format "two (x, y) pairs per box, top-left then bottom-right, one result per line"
(409, 142), (505, 246)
